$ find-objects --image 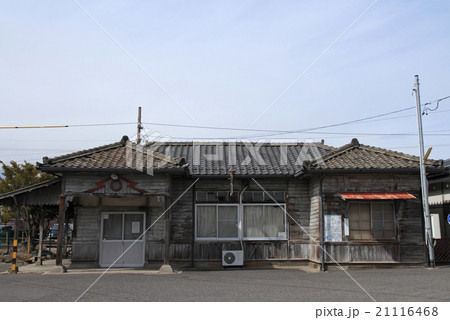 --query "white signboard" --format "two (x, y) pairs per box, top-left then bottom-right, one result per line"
(343, 218), (349, 236)
(132, 221), (140, 234)
(325, 215), (342, 242)
(431, 214), (441, 239)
